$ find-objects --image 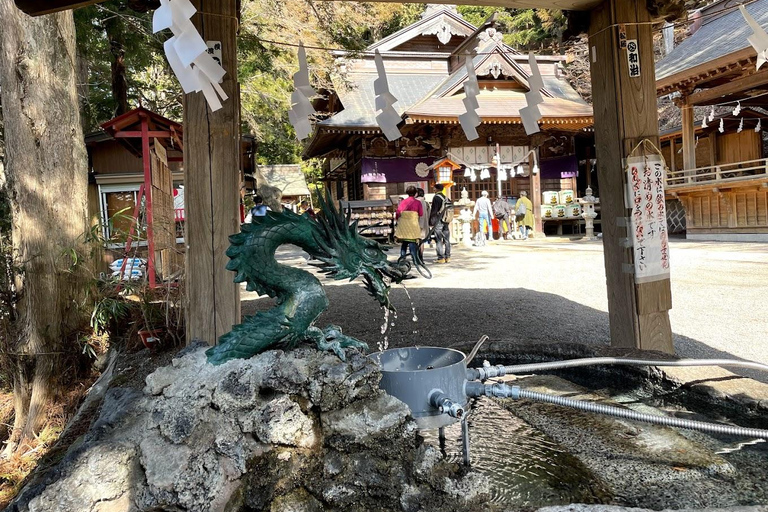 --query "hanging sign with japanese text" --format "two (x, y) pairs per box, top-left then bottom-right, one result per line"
(626, 39), (641, 78)
(625, 155), (670, 283)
